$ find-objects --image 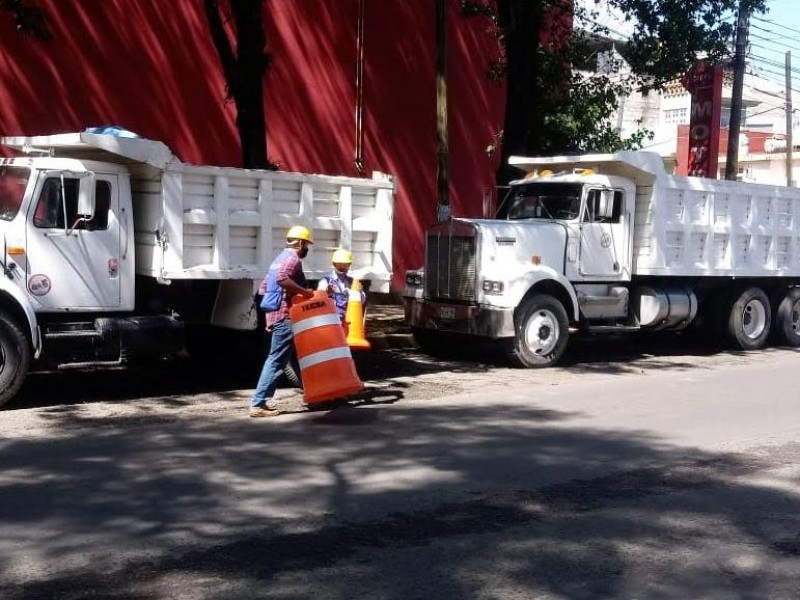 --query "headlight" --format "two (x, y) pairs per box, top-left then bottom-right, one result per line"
(482, 279), (504, 294)
(405, 271), (423, 286)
